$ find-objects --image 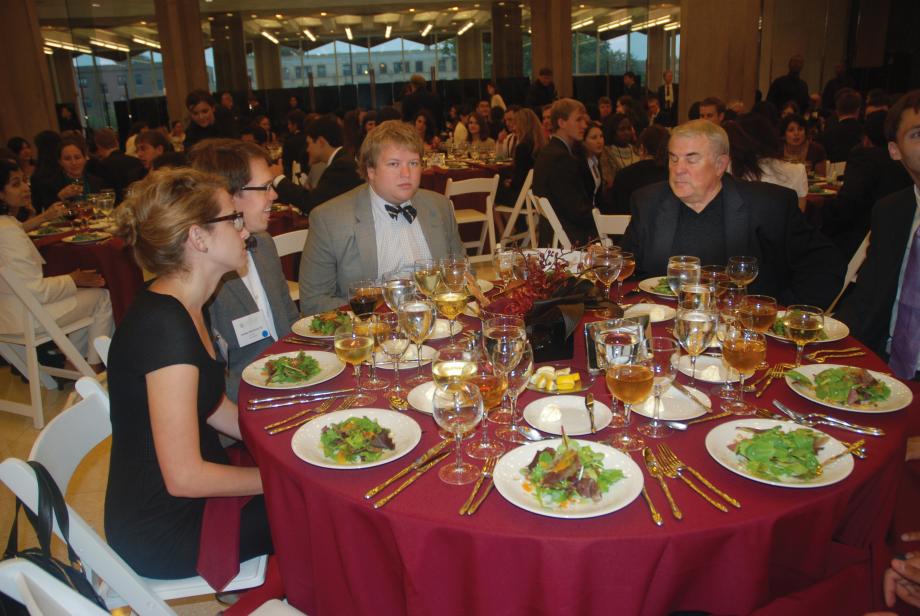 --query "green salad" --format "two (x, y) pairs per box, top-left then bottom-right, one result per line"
(786, 367), (890, 407)
(263, 351), (321, 385)
(771, 319), (829, 340)
(521, 436), (624, 508)
(310, 310), (350, 336)
(731, 426), (826, 481)
(72, 232), (105, 242)
(320, 416), (395, 463)
(653, 277), (676, 296)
